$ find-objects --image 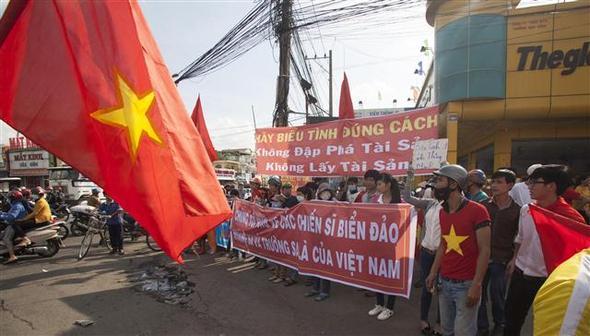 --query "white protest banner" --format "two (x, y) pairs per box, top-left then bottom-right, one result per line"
(412, 139), (448, 170)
